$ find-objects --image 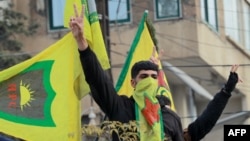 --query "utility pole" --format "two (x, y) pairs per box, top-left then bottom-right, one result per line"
(96, 0), (113, 83)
